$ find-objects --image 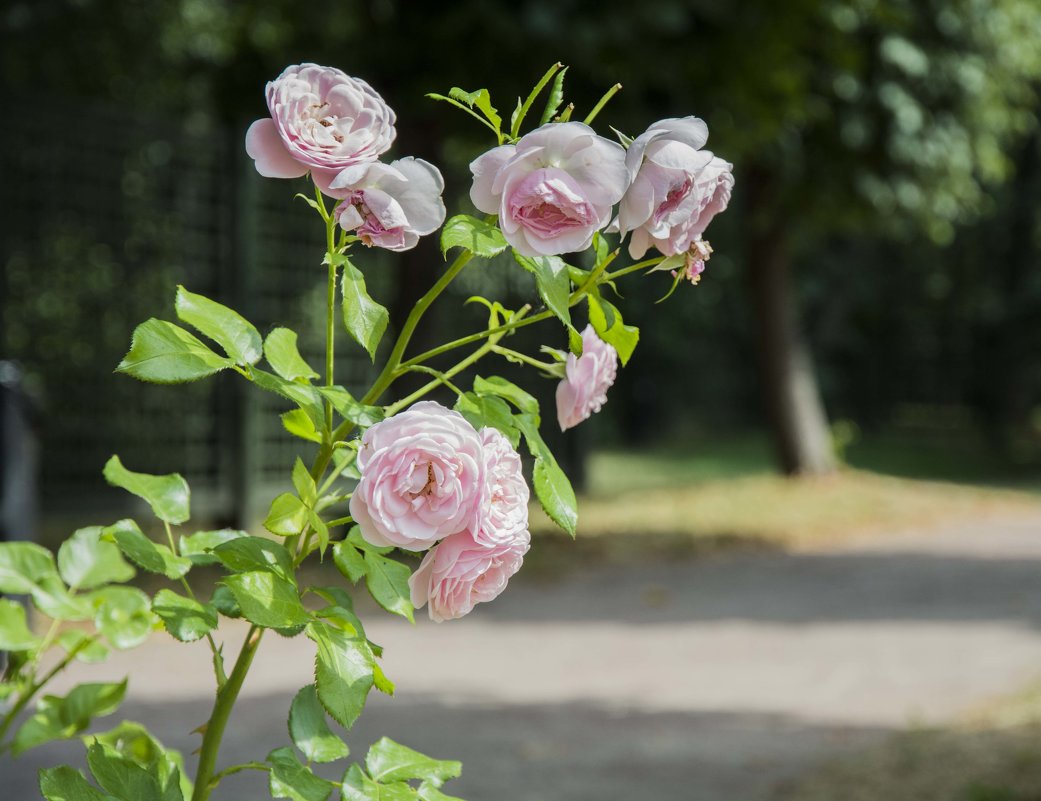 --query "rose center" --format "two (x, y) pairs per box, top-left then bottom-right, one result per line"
(654, 177), (694, 222)
(407, 463), (438, 500)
